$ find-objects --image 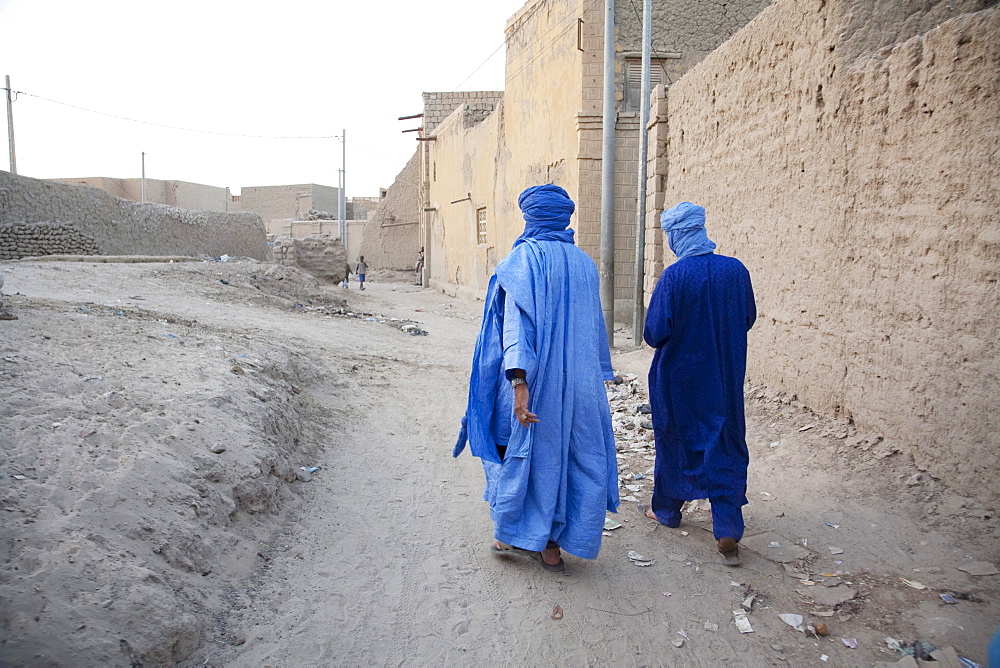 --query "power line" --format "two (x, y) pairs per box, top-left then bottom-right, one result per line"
(3, 87), (337, 139)
(450, 0), (548, 91)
